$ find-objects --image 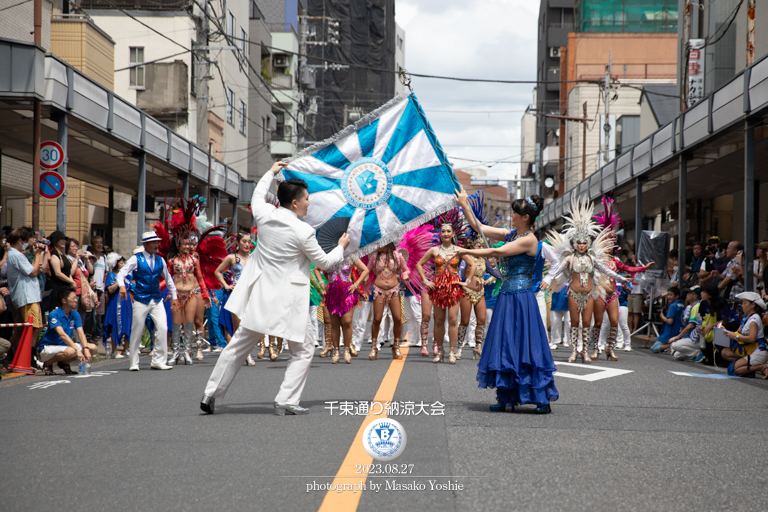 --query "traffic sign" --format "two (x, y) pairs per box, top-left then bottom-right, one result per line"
(40, 141), (65, 170)
(40, 171), (66, 200)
